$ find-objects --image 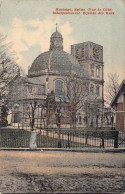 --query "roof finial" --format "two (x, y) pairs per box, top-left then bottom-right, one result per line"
(56, 23), (57, 32)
